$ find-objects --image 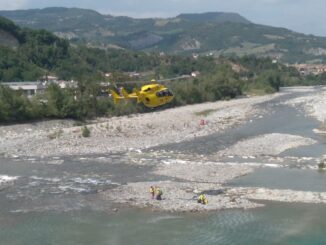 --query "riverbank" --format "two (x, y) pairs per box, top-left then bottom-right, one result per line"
(284, 86), (326, 134)
(0, 93), (281, 158)
(102, 161), (261, 212)
(102, 157), (326, 212)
